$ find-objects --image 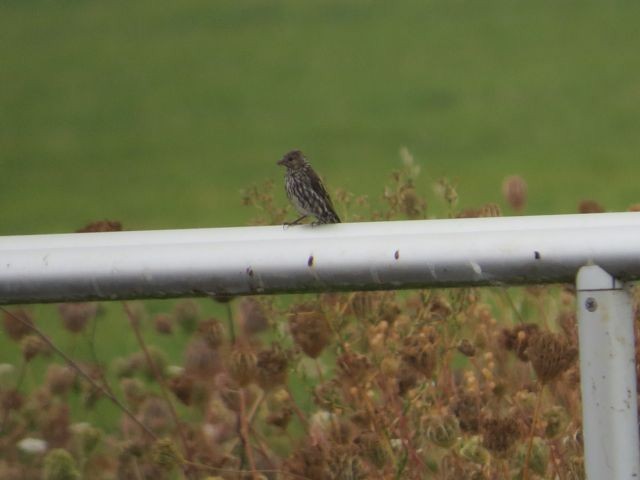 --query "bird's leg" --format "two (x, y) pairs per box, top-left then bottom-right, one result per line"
(284, 215), (308, 227)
